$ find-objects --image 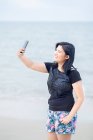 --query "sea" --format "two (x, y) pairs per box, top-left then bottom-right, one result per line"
(0, 21), (93, 120)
